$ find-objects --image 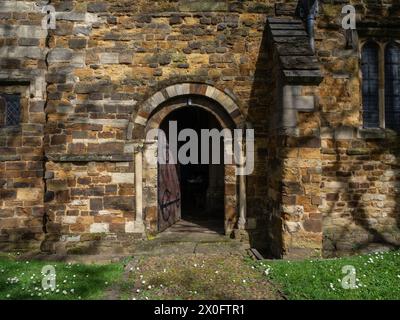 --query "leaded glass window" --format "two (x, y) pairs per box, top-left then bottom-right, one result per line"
(385, 42), (400, 132)
(0, 93), (21, 127)
(361, 42), (380, 128)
